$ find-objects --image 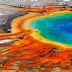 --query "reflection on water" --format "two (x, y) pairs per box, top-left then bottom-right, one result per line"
(0, 5), (72, 72)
